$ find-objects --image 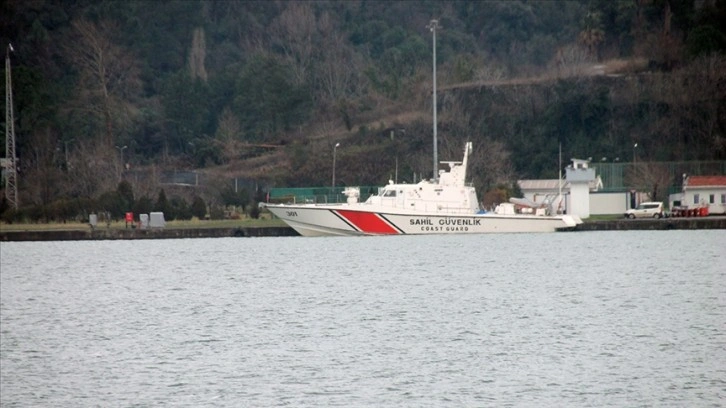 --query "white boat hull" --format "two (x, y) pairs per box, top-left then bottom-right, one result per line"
(264, 203), (579, 237)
